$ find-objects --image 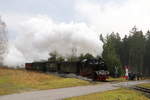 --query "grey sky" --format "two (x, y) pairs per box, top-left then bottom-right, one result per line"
(0, 0), (122, 22)
(0, 0), (76, 22)
(1, 0), (150, 67)
(0, 0), (150, 37)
